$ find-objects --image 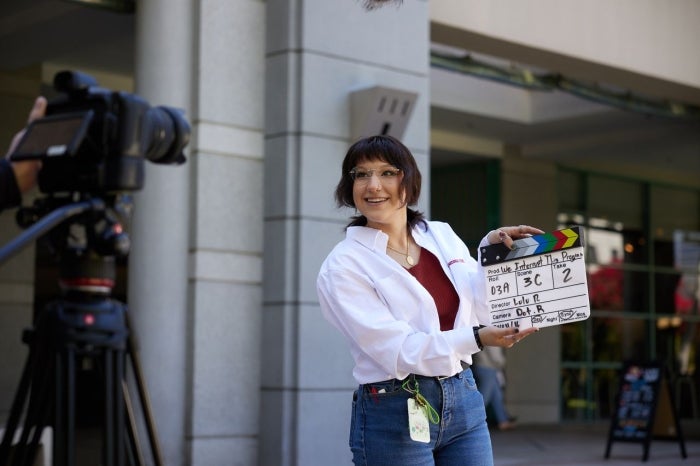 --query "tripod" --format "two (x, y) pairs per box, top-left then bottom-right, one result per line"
(0, 198), (163, 466)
